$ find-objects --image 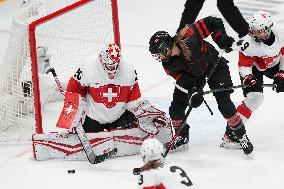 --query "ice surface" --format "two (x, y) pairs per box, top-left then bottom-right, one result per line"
(0, 0), (284, 188)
